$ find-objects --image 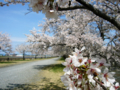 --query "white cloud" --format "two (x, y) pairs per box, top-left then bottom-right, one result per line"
(11, 37), (27, 42)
